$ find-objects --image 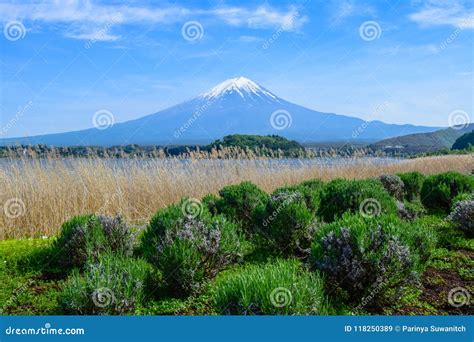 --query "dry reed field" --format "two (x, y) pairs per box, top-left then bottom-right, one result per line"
(1, 154), (472, 239)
